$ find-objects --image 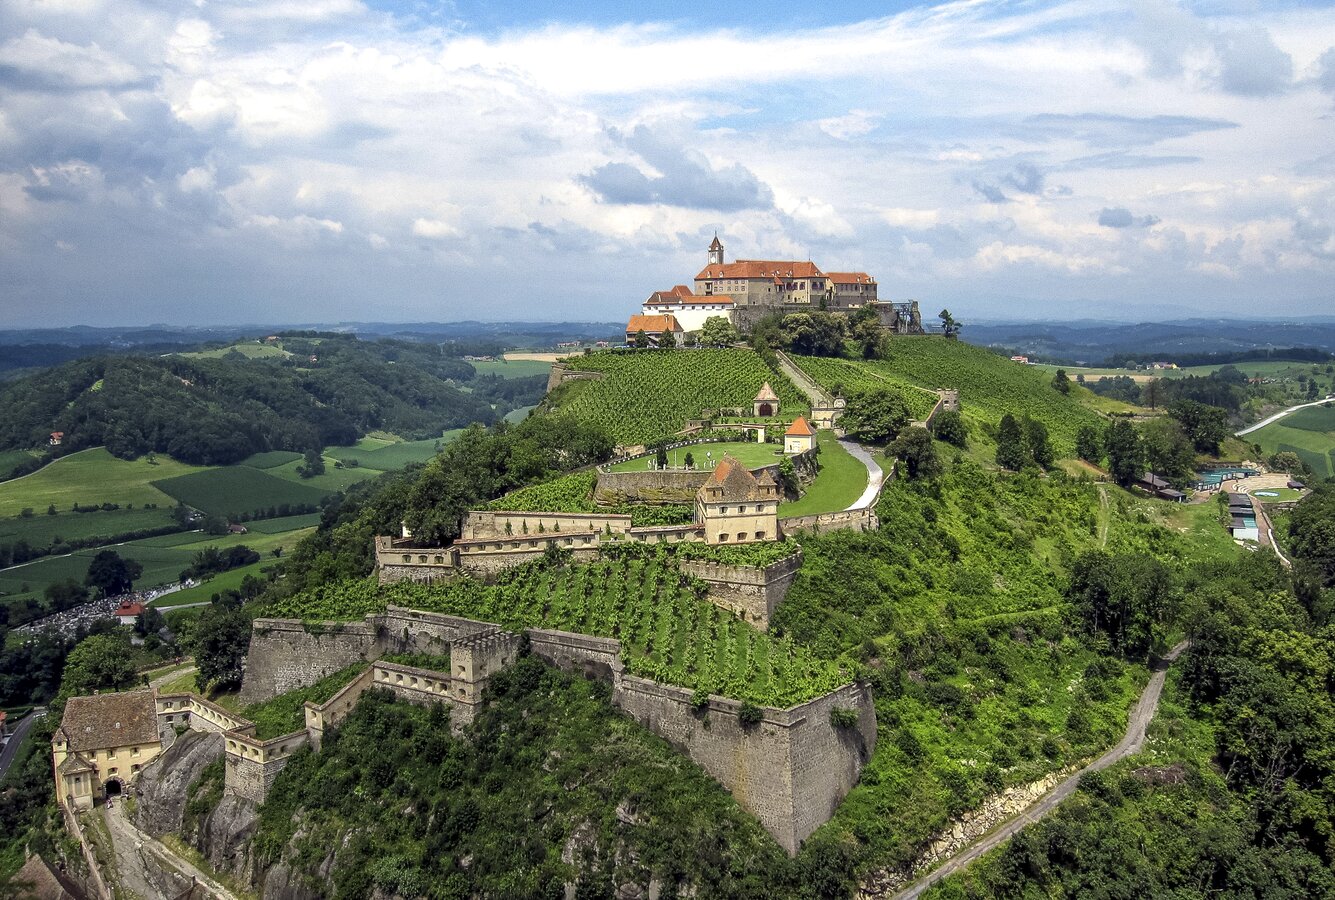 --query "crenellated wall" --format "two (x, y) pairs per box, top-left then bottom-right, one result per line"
(238, 619), (379, 704)
(780, 507), (878, 536)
